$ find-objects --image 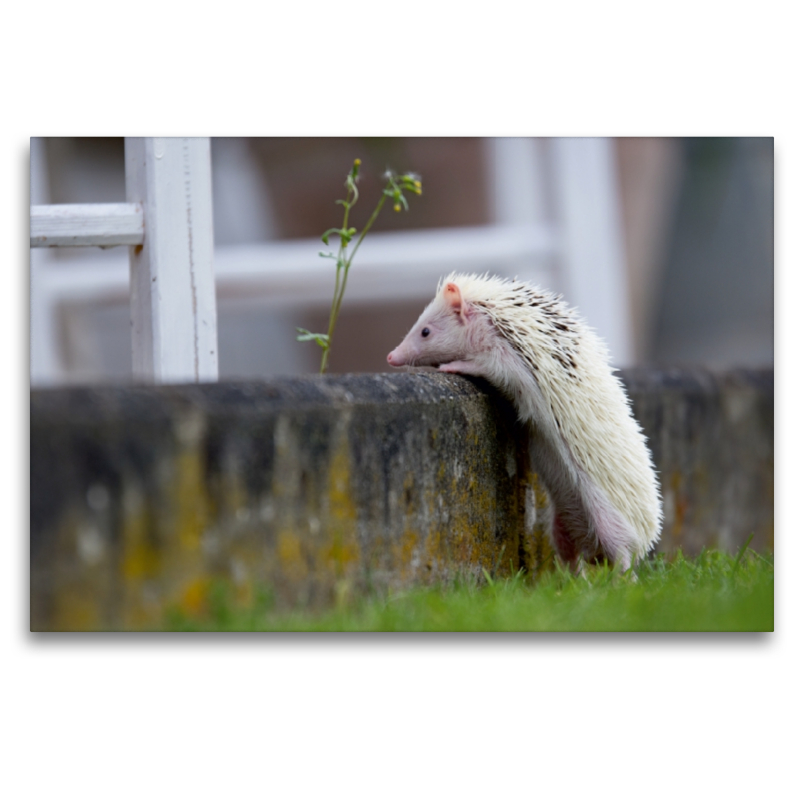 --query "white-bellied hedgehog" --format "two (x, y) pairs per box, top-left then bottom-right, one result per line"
(387, 273), (662, 571)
